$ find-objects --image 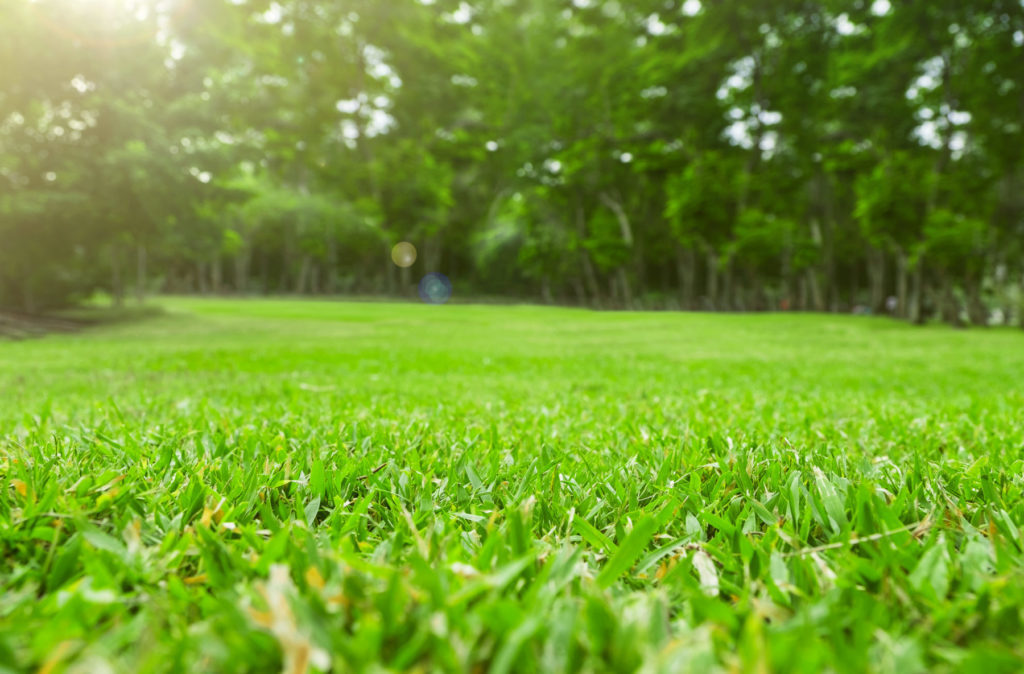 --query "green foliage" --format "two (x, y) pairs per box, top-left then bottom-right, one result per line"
(665, 153), (739, 248)
(1, 0), (1023, 320)
(922, 209), (990, 274)
(2, 299), (1024, 671)
(854, 153), (931, 252)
